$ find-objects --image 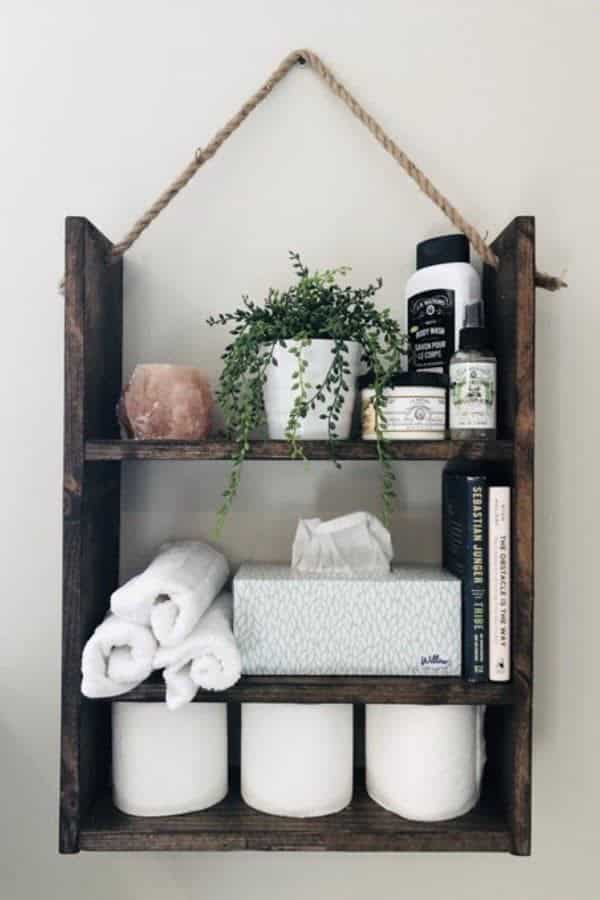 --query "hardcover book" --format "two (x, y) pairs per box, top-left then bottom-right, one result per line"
(443, 469), (488, 681)
(489, 486), (511, 681)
